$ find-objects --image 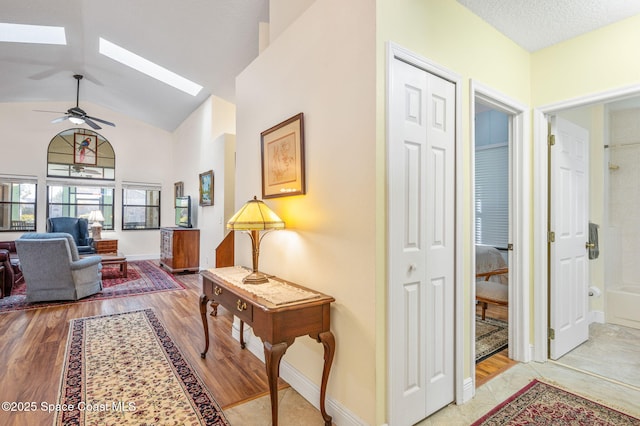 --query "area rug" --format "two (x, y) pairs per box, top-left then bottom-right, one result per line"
(55, 309), (229, 425)
(476, 315), (508, 363)
(472, 379), (640, 425)
(0, 260), (186, 313)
